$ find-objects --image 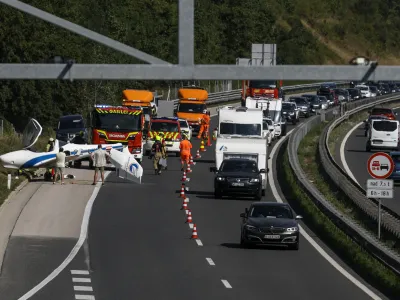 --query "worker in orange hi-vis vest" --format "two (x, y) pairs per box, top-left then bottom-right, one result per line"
(197, 110), (210, 139)
(179, 134), (192, 171)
